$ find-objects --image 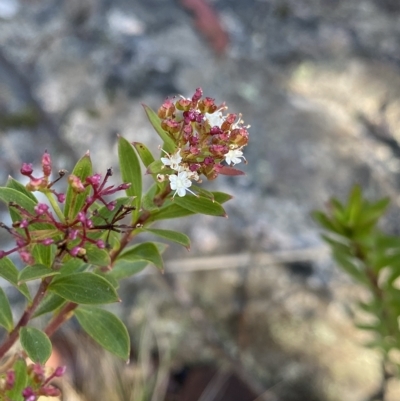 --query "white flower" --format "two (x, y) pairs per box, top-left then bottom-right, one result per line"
(205, 111), (225, 127)
(224, 148), (245, 165)
(169, 171), (196, 197)
(161, 149), (182, 171)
